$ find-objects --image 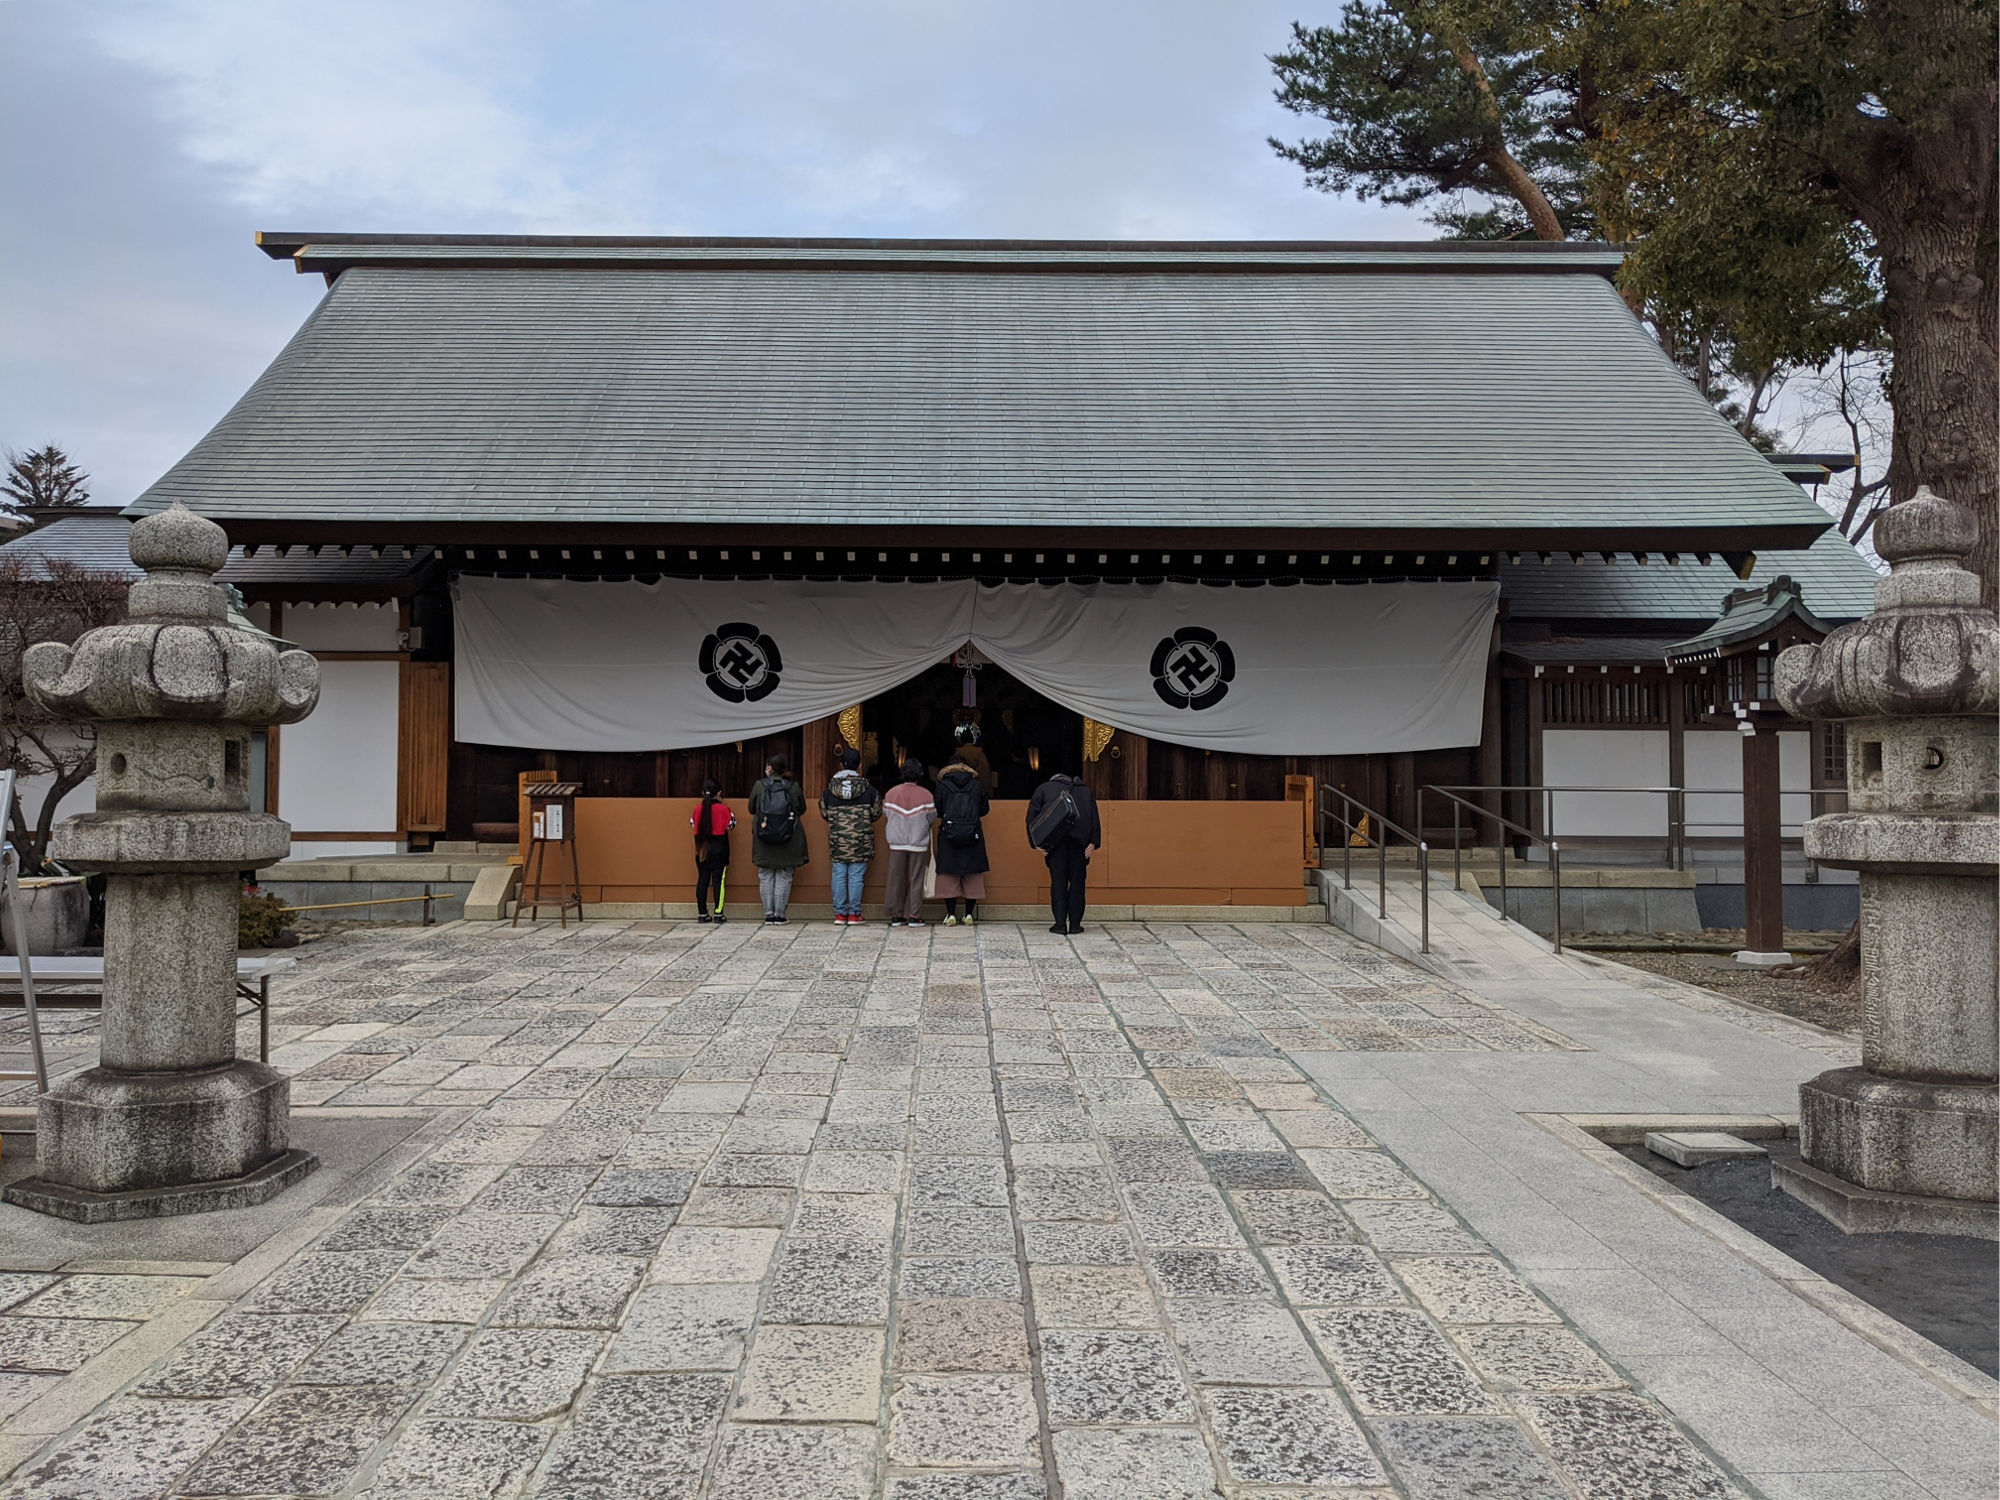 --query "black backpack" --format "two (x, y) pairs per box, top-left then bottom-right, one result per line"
(754, 778), (798, 845)
(939, 775), (984, 848)
(1028, 783), (1080, 850)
